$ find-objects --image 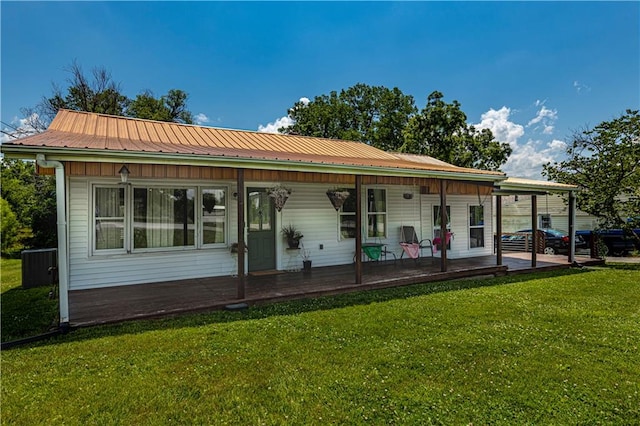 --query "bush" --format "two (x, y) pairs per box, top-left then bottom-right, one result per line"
(1, 198), (20, 253)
